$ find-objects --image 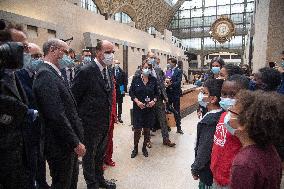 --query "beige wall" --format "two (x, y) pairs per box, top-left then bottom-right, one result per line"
(252, 0), (284, 72)
(252, 0), (270, 72)
(0, 0), (187, 75)
(266, 0), (284, 66)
